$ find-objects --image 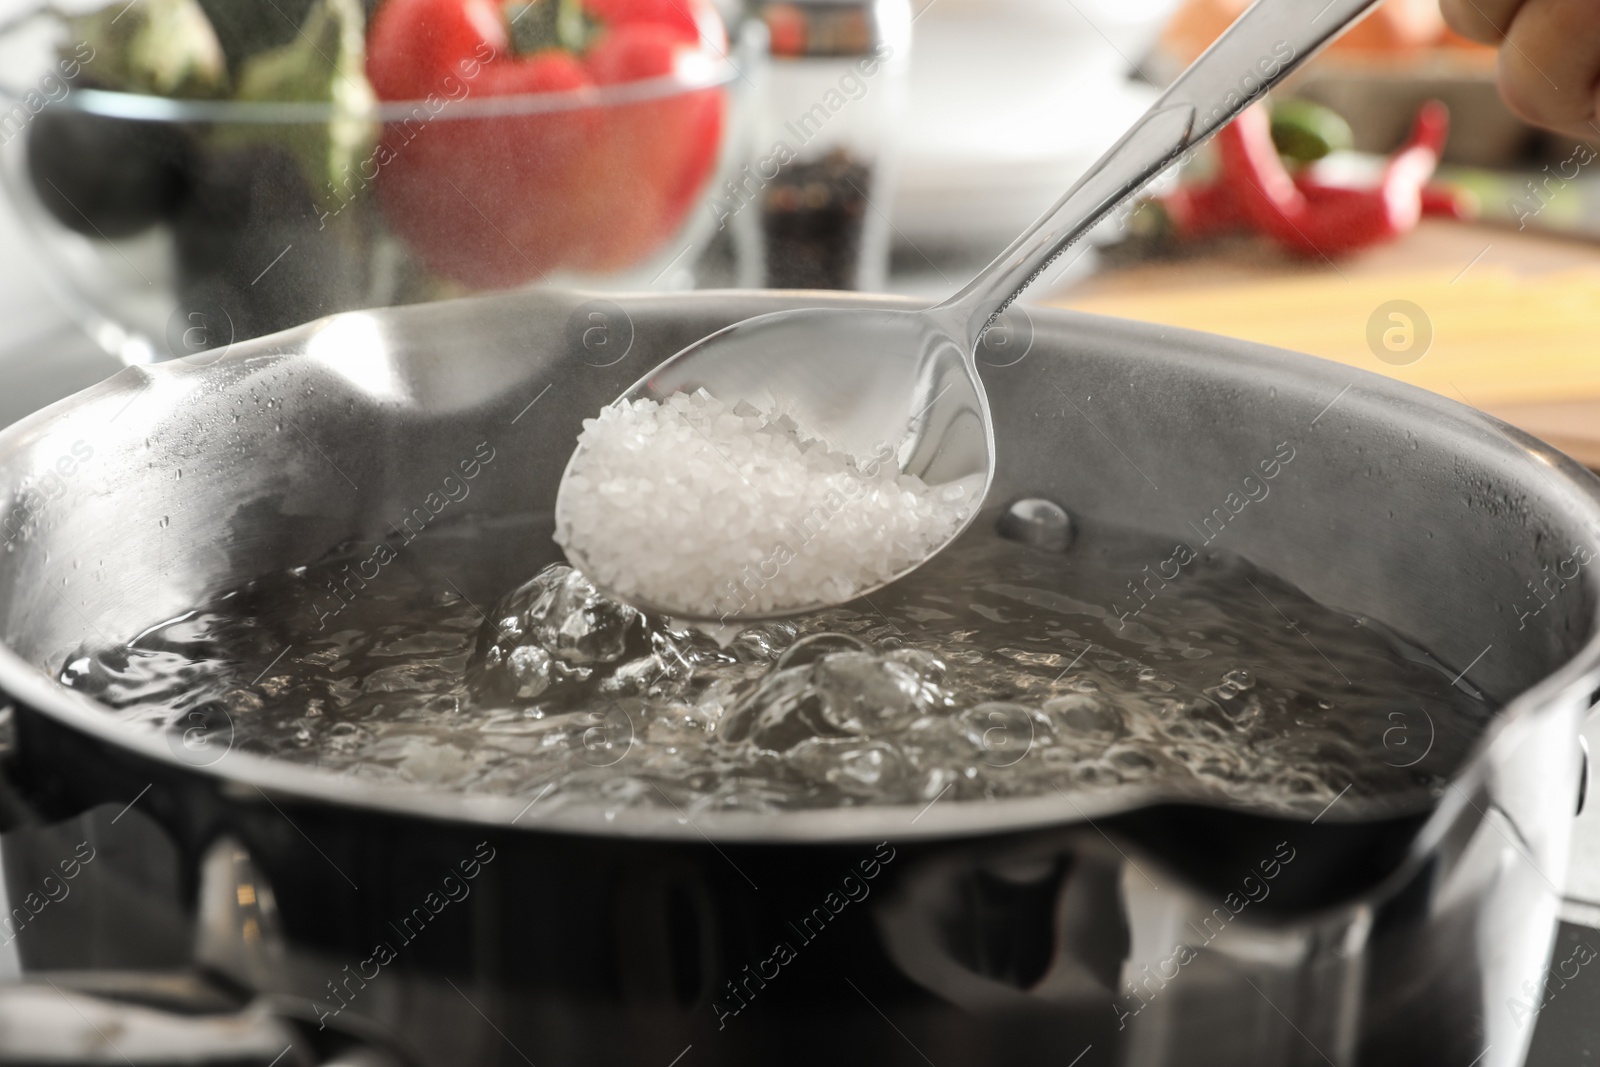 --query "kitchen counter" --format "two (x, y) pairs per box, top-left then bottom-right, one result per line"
(1053, 218), (1600, 465)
